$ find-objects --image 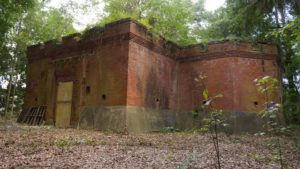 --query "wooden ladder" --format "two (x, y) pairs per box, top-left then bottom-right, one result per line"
(17, 106), (46, 125)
